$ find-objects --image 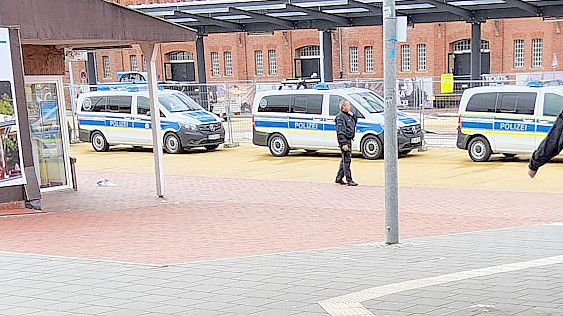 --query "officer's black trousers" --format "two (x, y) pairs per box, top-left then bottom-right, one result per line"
(336, 147), (353, 183)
